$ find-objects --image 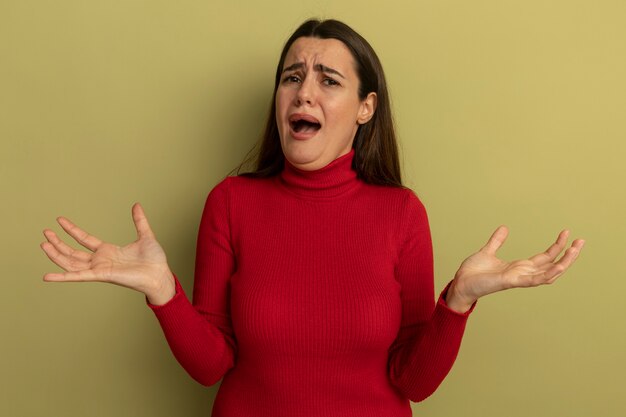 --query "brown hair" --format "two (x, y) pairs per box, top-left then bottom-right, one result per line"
(232, 18), (404, 188)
